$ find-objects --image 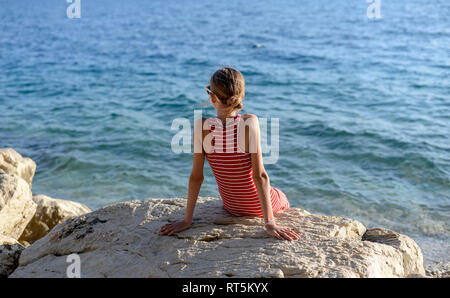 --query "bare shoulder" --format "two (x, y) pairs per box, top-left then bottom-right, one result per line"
(194, 116), (208, 123)
(242, 113), (258, 120)
(241, 113), (259, 126)
(197, 117), (211, 141)
(193, 117), (209, 128)
(241, 113), (260, 127)
(193, 117), (209, 134)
